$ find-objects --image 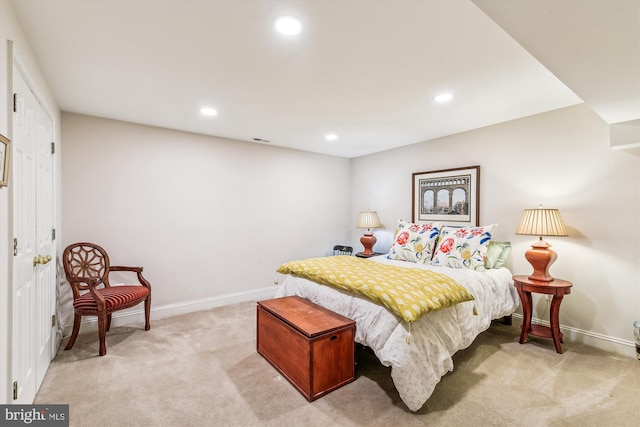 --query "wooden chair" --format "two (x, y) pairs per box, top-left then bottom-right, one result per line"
(332, 245), (353, 256)
(62, 242), (152, 356)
